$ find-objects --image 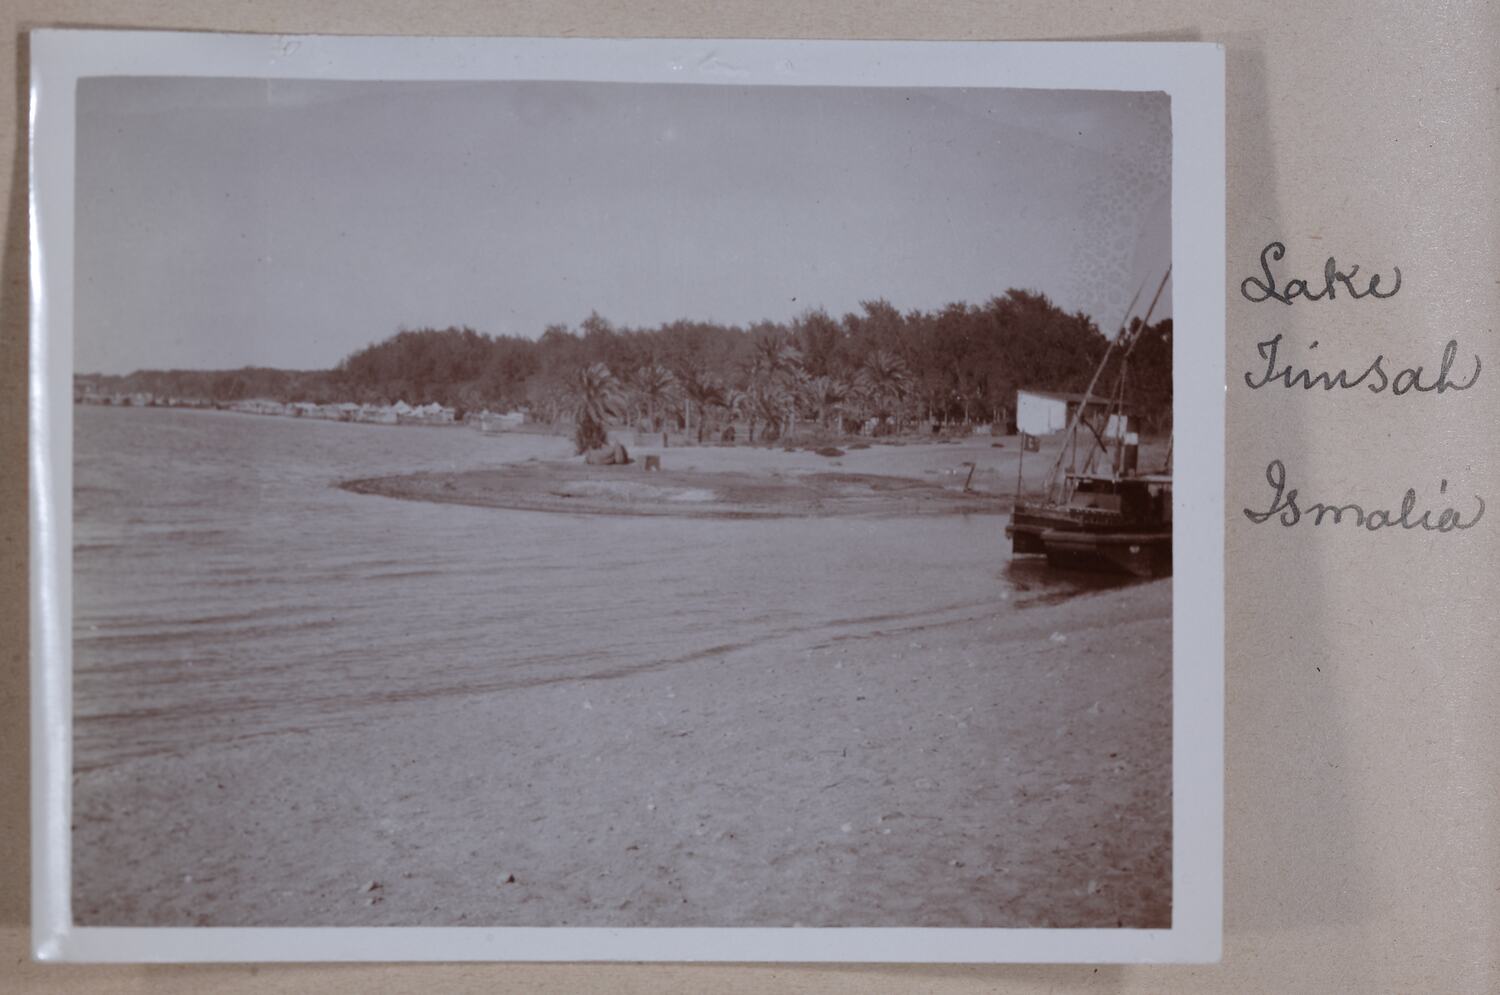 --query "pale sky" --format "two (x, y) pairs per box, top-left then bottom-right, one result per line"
(76, 78), (1171, 374)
